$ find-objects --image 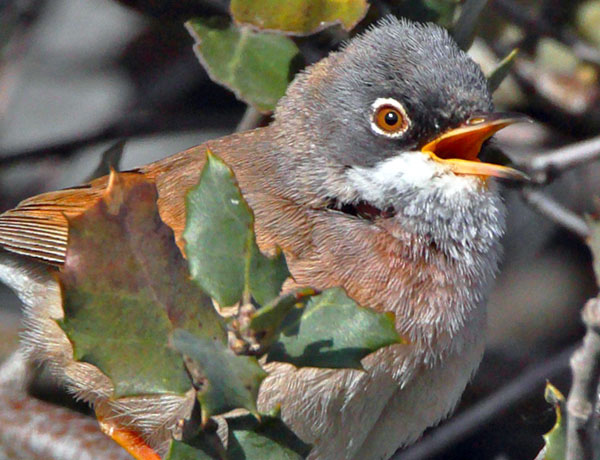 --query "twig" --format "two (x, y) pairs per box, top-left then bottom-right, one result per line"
(566, 298), (600, 460)
(395, 346), (574, 460)
(85, 139), (126, 182)
(236, 106), (264, 133)
(513, 135), (600, 184)
(0, 110), (237, 167)
(520, 188), (590, 239)
(512, 135), (600, 239)
(0, 127), (118, 167)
